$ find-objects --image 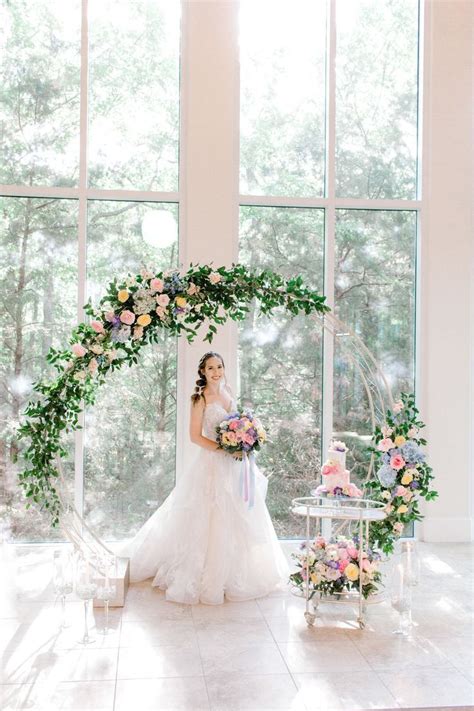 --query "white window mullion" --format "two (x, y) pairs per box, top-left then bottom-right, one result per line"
(322, 0), (337, 462)
(74, 0), (89, 518)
